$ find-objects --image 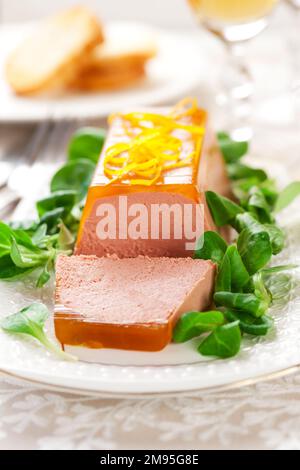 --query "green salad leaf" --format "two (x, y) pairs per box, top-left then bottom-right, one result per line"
(50, 159), (95, 202)
(237, 228), (272, 275)
(173, 311), (225, 343)
(247, 187), (274, 224)
(57, 221), (75, 251)
(10, 238), (50, 269)
(274, 181), (300, 213)
(215, 251), (231, 292)
(38, 207), (65, 231)
(261, 266), (296, 302)
(205, 191), (244, 227)
(0, 254), (34, 280)
(9, 219), (38, 234)
(261, 264), (297, 274)
(31, 224), (48, 247)
(225, 310), (273, 336)
(263, 224), (285, 255)
(68, 127), (105, 165)
(194, 231), (227, 266)
(36, 190), (77, 217)
(217, 132), (248, 163)
(198, 321), (241, 358)
(227, 163), (267, 182)
(216, 245), (249, 293)
(36, 260), (52, 288)
(0, 303), (76, 361)
(214, 291), (269, 318)
(235, 212), (285, 255)
(258, 179), (279, 208)
(0, 219), (72, 286)
(0, 221), (14, 256)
